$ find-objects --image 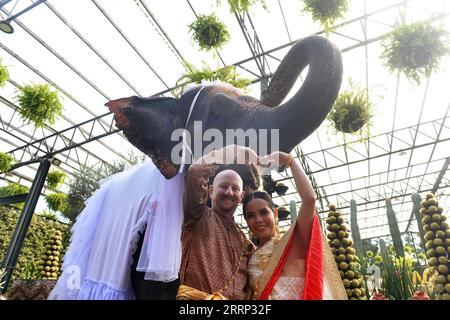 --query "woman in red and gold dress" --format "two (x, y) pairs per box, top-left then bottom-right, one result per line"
(243, 151), (347, 300)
